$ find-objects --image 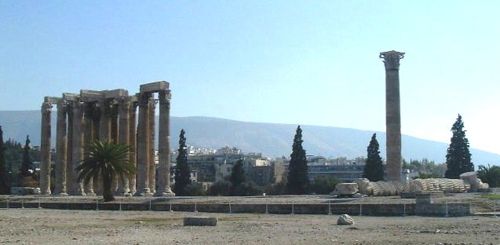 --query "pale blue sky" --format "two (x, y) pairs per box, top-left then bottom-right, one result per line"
(1, 1), (499, 154)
